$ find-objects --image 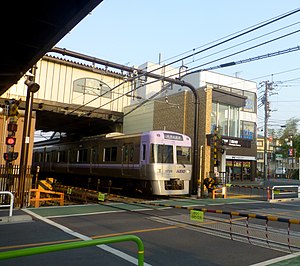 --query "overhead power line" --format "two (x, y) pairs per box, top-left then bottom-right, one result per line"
(159, 7), (300, 65)
(146, 7), (300, 75)
(198, 45), (300, 73)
